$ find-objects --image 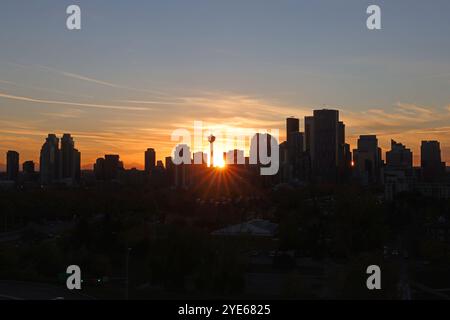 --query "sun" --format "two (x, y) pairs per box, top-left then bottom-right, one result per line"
(216, 158), (226, 169)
